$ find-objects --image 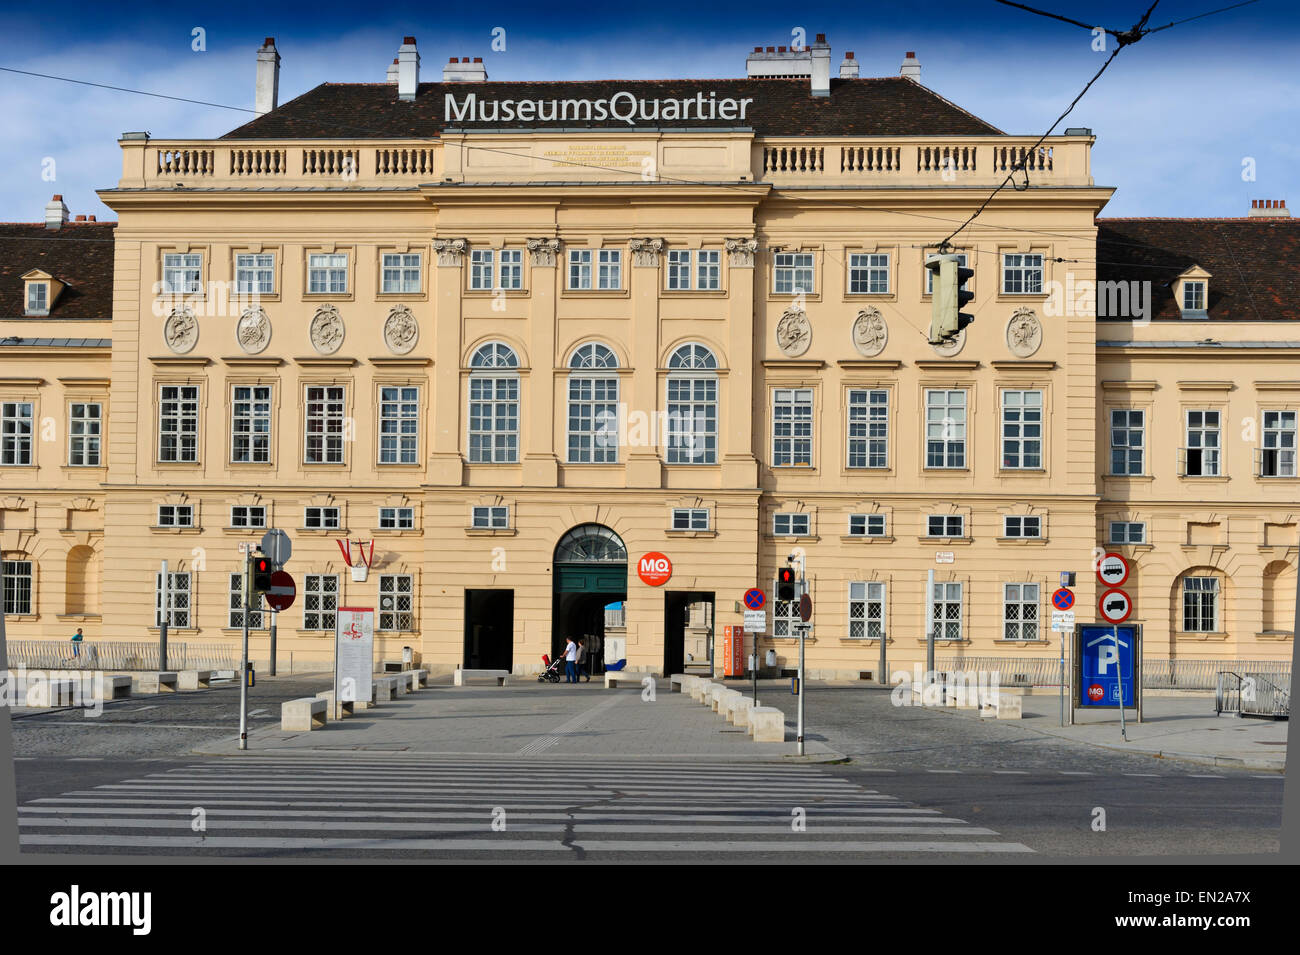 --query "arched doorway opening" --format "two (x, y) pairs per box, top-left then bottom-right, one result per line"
(552, 524), (628, 675)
